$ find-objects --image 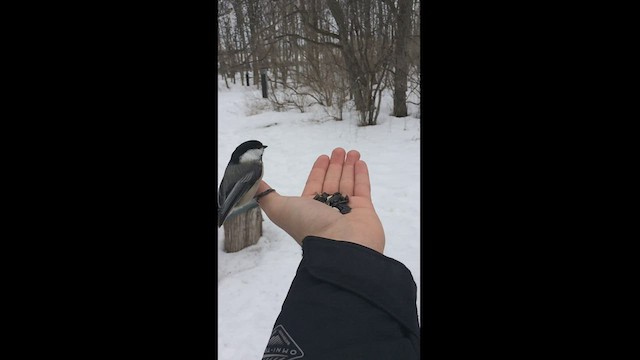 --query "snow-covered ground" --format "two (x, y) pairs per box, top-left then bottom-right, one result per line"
(217, 77), (420, 360)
